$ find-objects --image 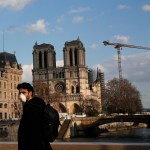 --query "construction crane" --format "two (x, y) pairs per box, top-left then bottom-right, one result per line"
(103, 40), (150, 80)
